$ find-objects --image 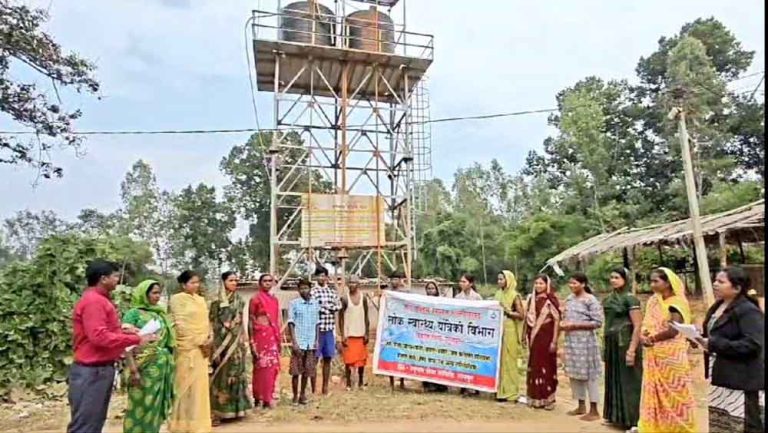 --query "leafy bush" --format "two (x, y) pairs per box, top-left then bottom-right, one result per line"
(0, 234), (153, 397)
